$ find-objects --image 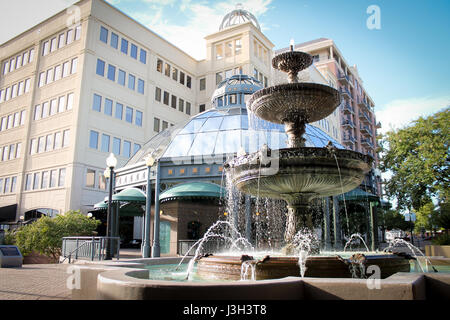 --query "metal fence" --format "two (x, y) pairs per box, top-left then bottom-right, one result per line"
(61, 236), (120, 263)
